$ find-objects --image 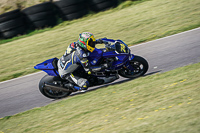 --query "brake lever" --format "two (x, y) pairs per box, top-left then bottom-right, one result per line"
(105, 42), (116, 51)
